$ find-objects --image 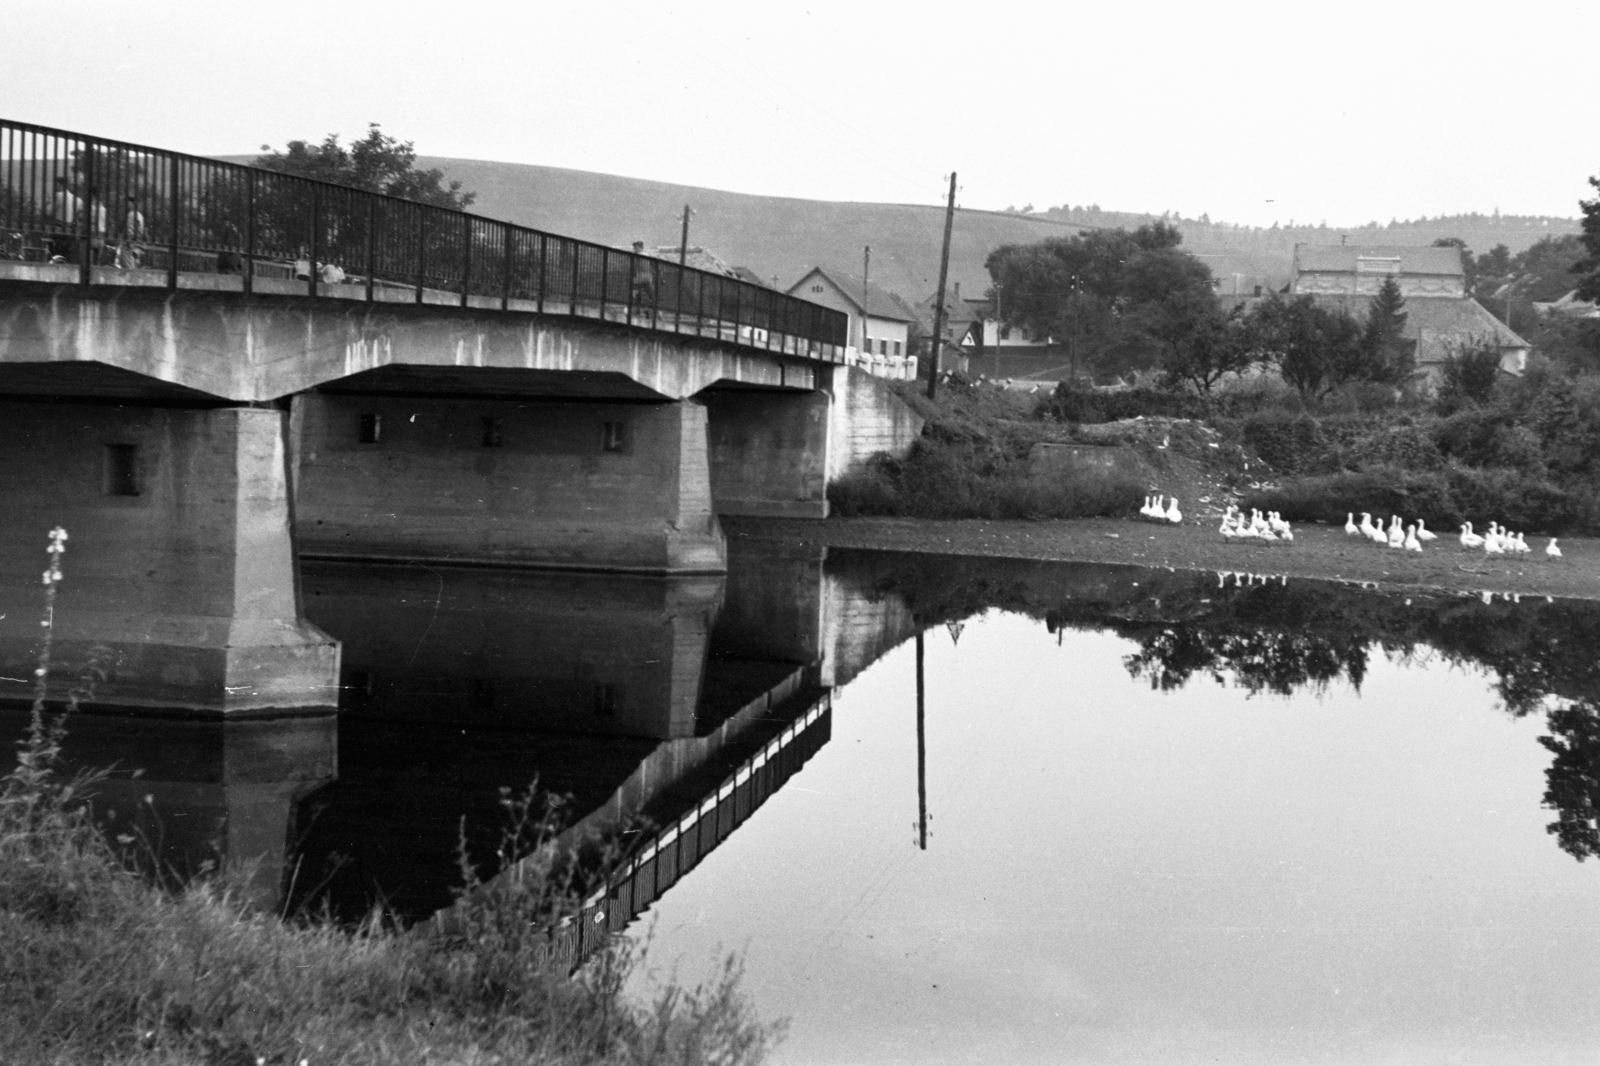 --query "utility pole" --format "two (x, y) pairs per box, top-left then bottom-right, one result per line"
(678, 204), (692, 270)
(927, 171), (957, 400)
(862, 245), (871, 357)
